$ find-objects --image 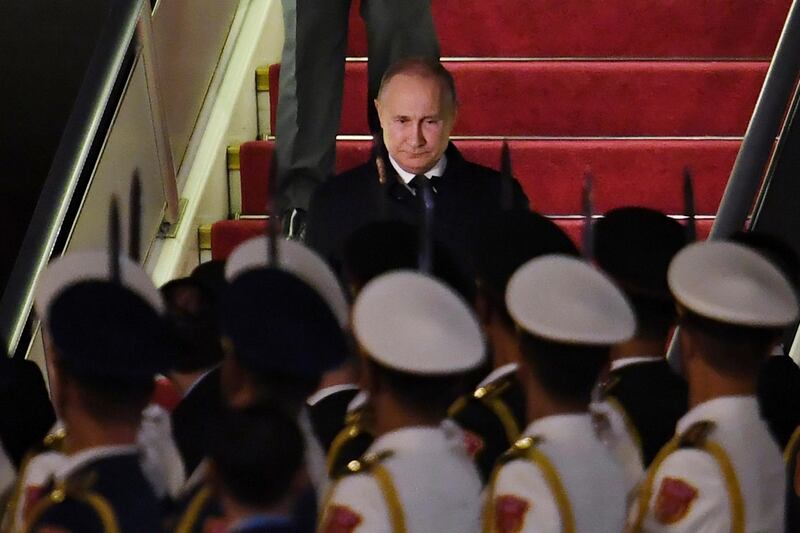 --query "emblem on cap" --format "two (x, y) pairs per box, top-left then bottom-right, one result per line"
(494, 494), (530, 533)
(653, 477), (698, 524)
